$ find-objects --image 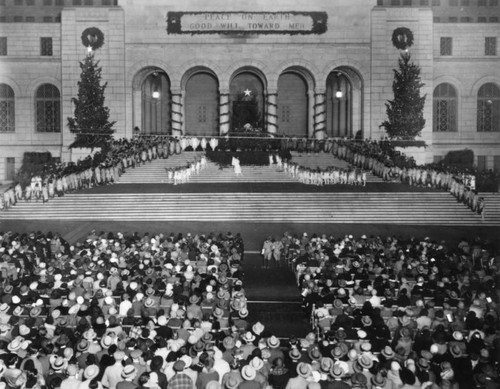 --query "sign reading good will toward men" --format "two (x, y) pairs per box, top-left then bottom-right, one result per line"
(167, 12), (328, 35)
